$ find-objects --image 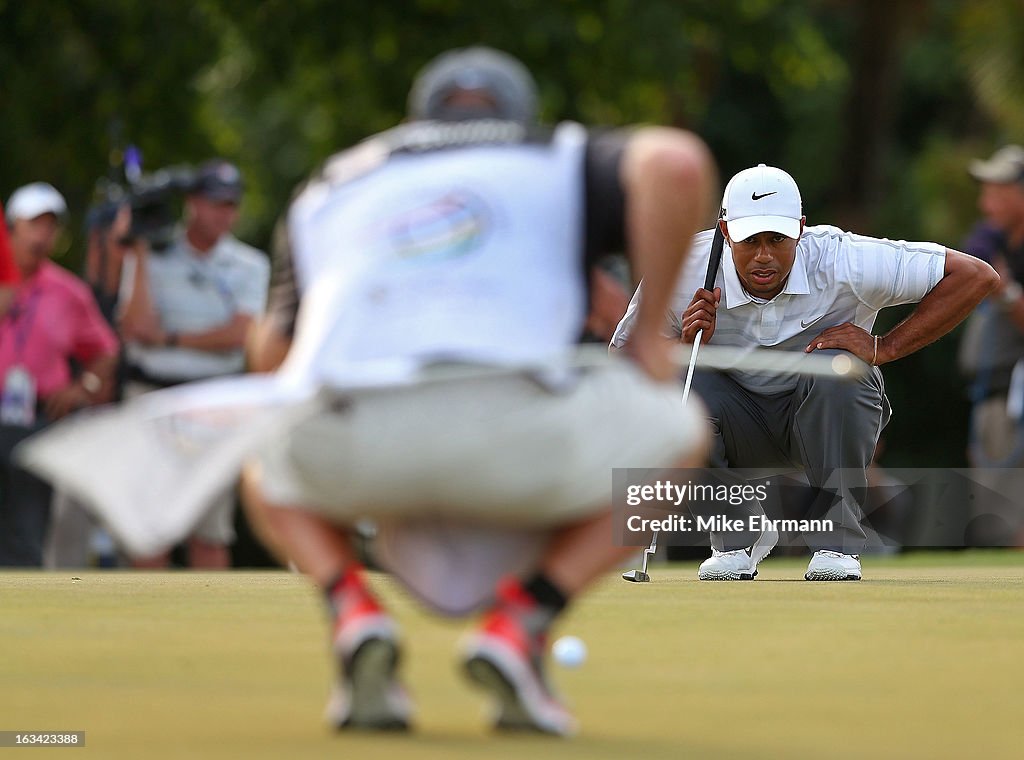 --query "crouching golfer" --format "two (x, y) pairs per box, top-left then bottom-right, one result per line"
(241, 47), (714, 735)
(612, 164), (998, 582)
